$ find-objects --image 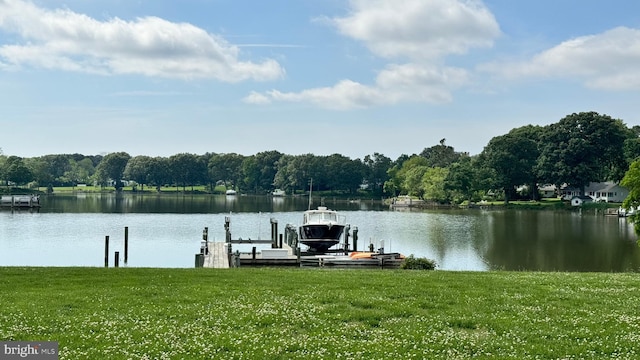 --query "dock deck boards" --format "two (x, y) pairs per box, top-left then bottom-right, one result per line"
(203, 242), (229, 268)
